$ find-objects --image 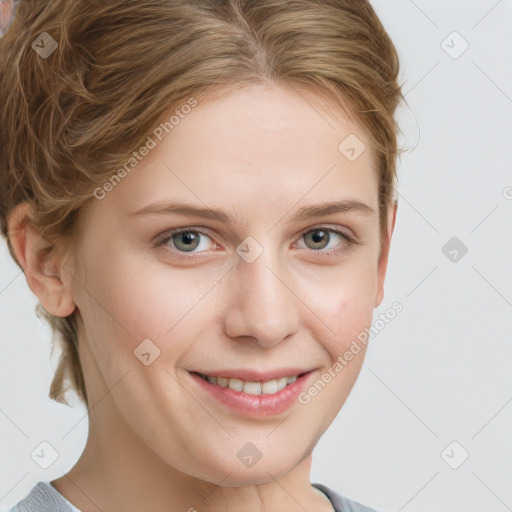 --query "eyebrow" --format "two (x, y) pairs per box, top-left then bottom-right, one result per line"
(129, 199), (375, 224)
